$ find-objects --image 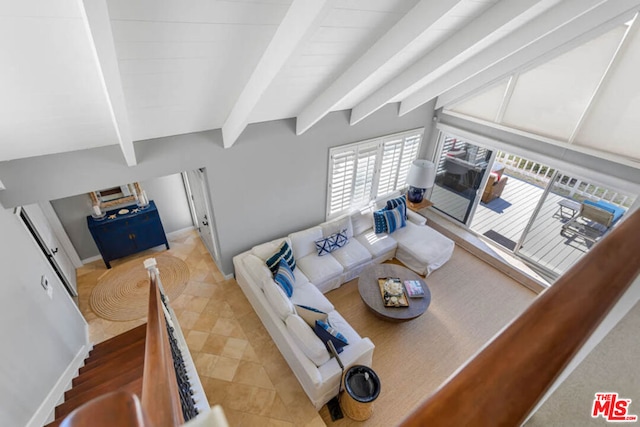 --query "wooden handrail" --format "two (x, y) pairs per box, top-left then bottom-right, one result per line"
(61, 391), (148, 427)
(401, 209), (640, 426)
(141, 268), (184, 427)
